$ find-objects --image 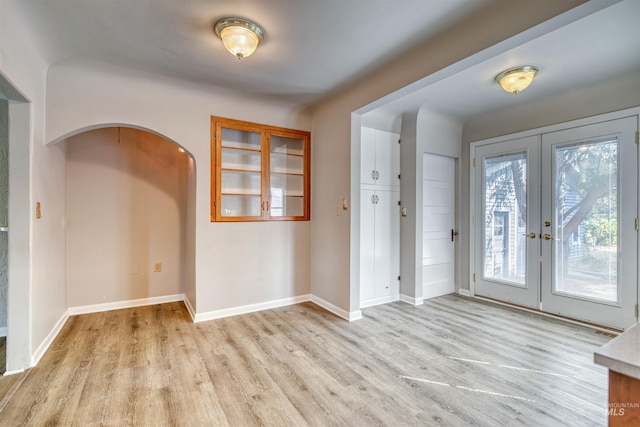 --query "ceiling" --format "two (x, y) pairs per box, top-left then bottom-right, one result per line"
(16, 0), (491, 105)
(14, 0), (640, 119)
(373, 0), (640, 120)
